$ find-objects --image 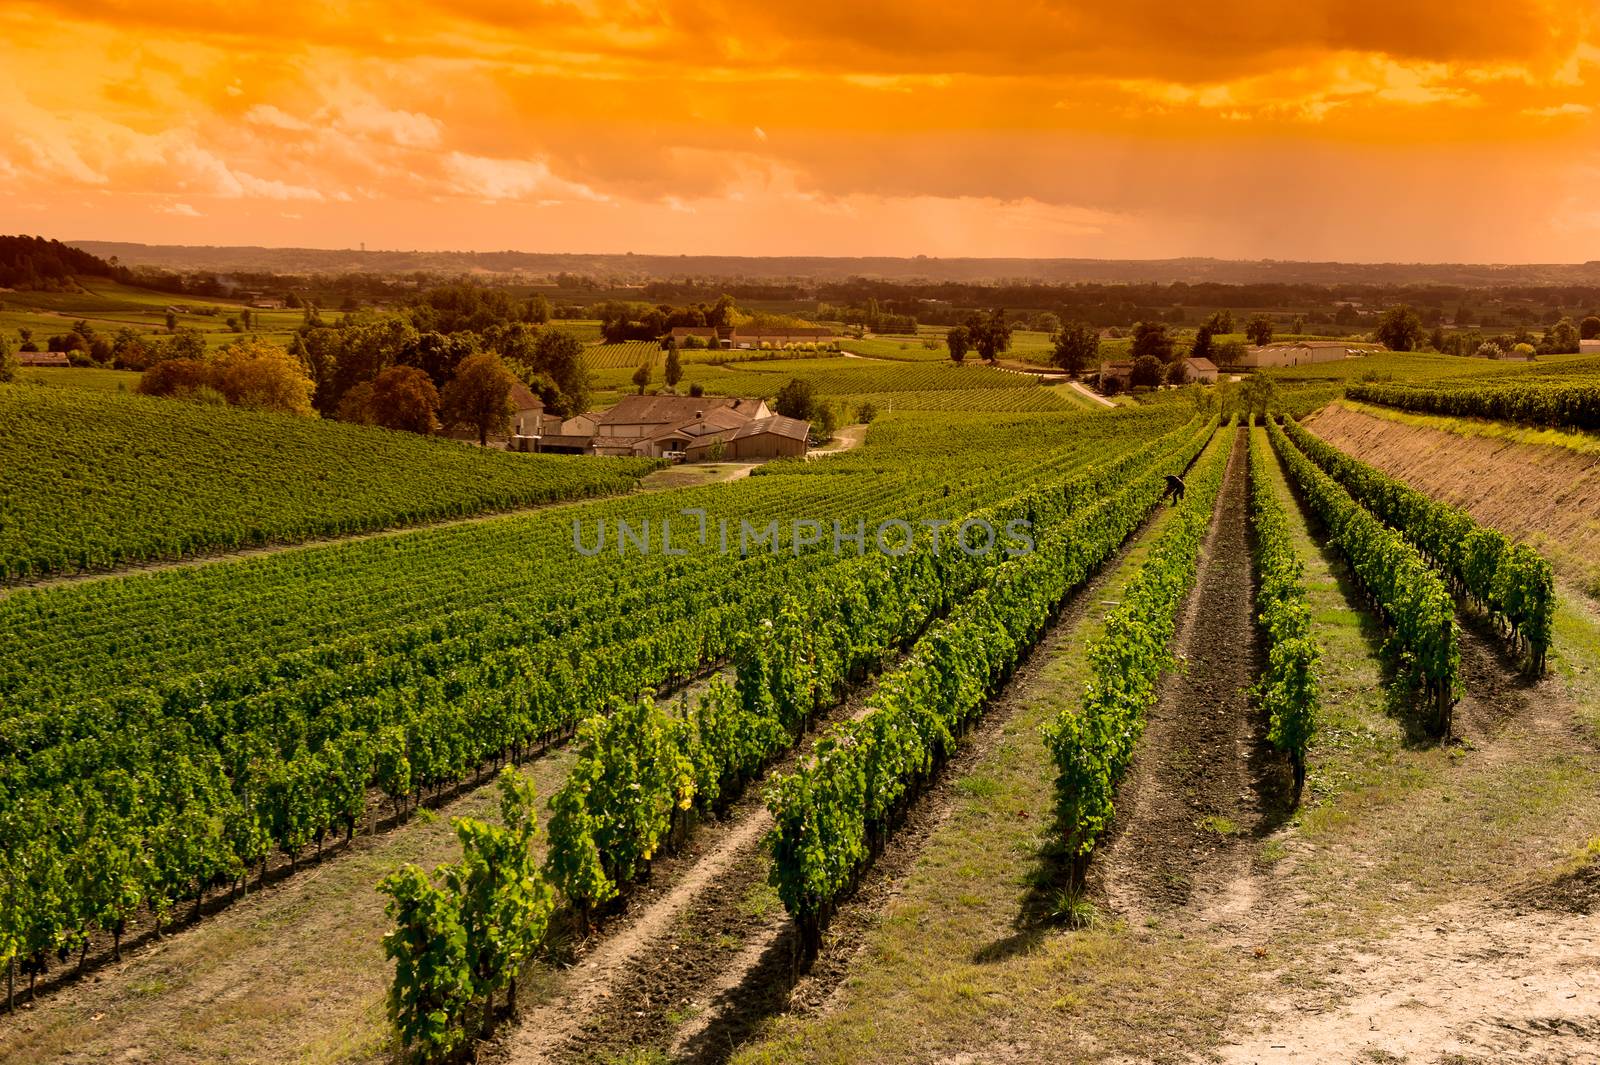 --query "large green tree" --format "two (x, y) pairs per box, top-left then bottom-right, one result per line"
(442, 353), (517, 445)
(1130, 321), (1174, 363)
(945, 324), (971, 365)
(1050, 321), (1099, 377)
(1375, 305), (1425, 352)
